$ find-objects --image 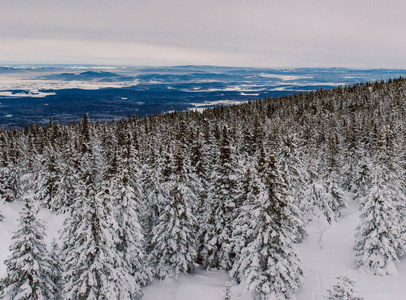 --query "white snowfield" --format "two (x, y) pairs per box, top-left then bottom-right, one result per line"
(0, 76), (139, 98)
(1, 193), (405, 299)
